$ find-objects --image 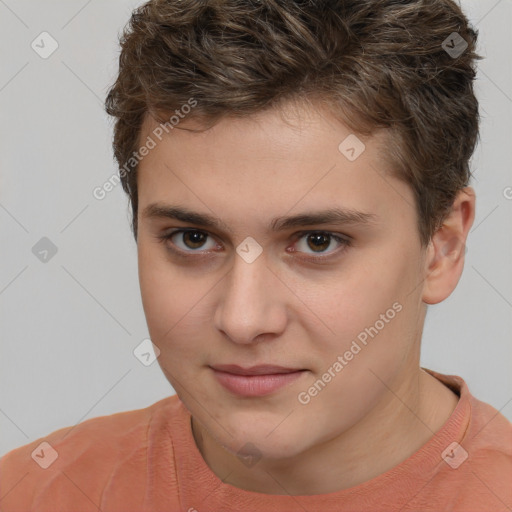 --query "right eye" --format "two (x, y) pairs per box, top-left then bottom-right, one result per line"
(157, 229), (220, 254)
